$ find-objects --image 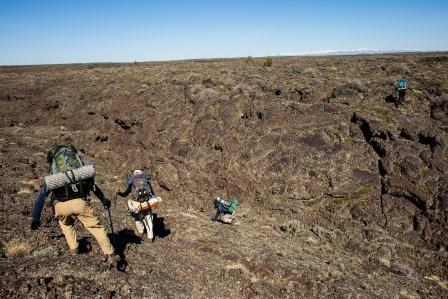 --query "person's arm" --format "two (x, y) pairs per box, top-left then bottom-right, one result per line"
(211, 210), (221, 221)
(144, 172), (156, 196)
(394, 82), (399, 90)
(117, 183), (132, 197)
(148, 181), (156, 196)
(91, 184), (110, 208)
(31, 184), (49, 228)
